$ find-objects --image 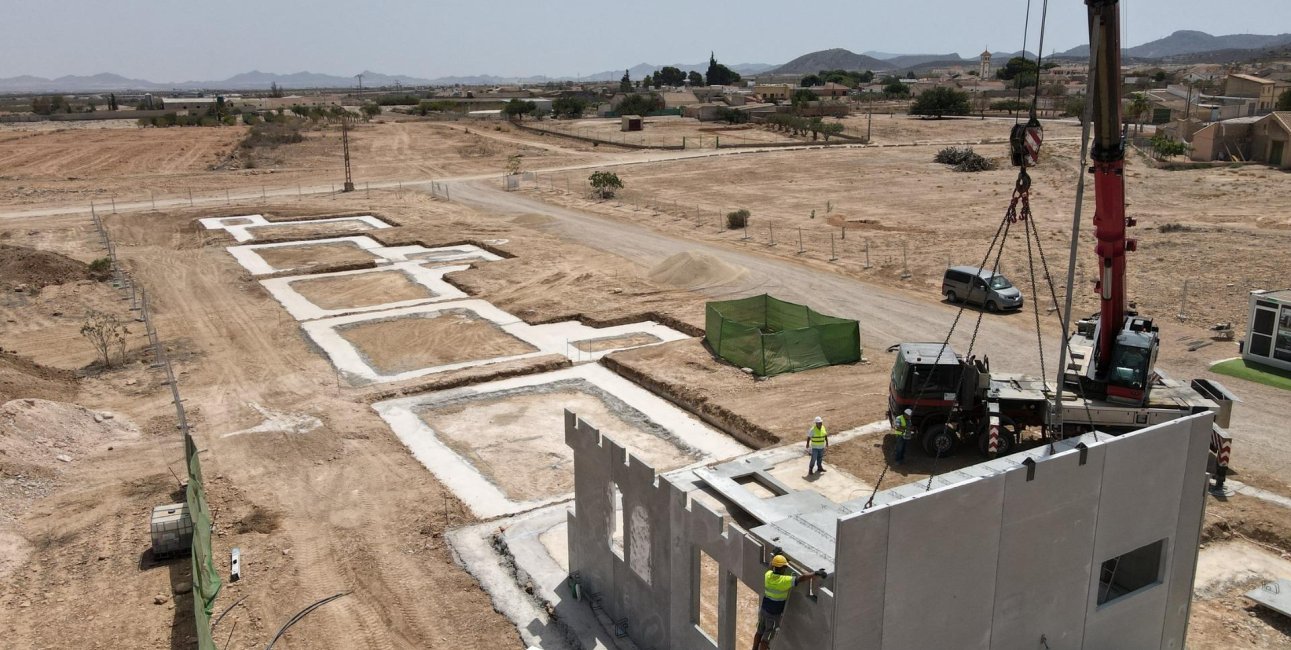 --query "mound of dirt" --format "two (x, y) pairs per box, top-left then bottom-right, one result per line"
(0, 353), (77, 404)
(0, 398), (140, 472)
(647, 251), (748, 289)
(0, 244), (102, 293)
